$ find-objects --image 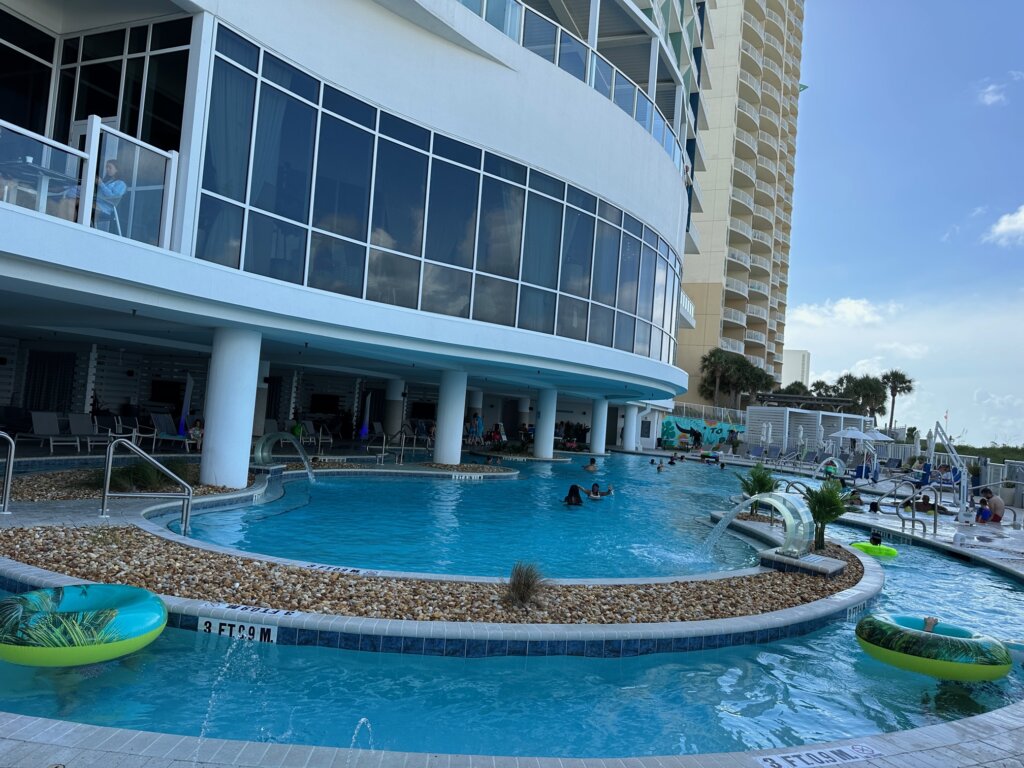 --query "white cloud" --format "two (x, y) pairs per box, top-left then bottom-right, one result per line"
(1010, 70), (1024, 81)
(787, 292), (1024, 445)
(983, 204), (1024, 246)
(940, 224), (959, 242)
(969, 206), (987, 218)
(978, 83), (1007, 105)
